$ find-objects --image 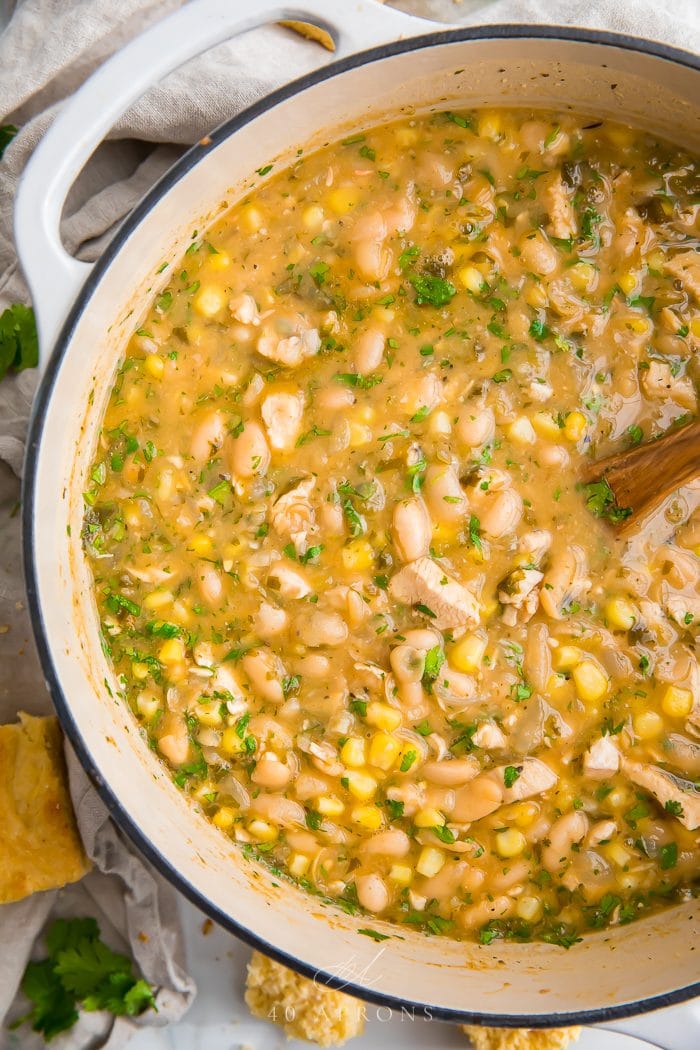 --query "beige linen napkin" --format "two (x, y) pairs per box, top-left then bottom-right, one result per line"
(0, 1), (698, 1047)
